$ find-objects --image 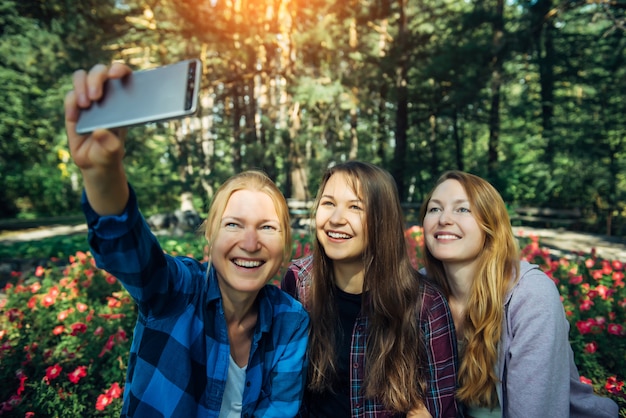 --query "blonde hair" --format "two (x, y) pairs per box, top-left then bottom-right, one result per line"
(419, 170), (519, 408)
(204, 170), (292, 264)
(308, 161), (426, 412)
